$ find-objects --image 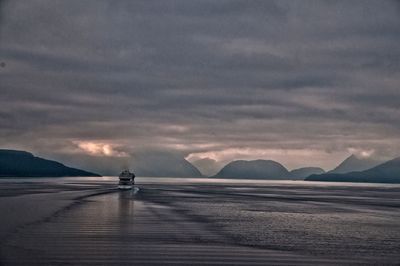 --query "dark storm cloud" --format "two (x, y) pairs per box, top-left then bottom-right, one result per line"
(1, 0), (400, 173)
